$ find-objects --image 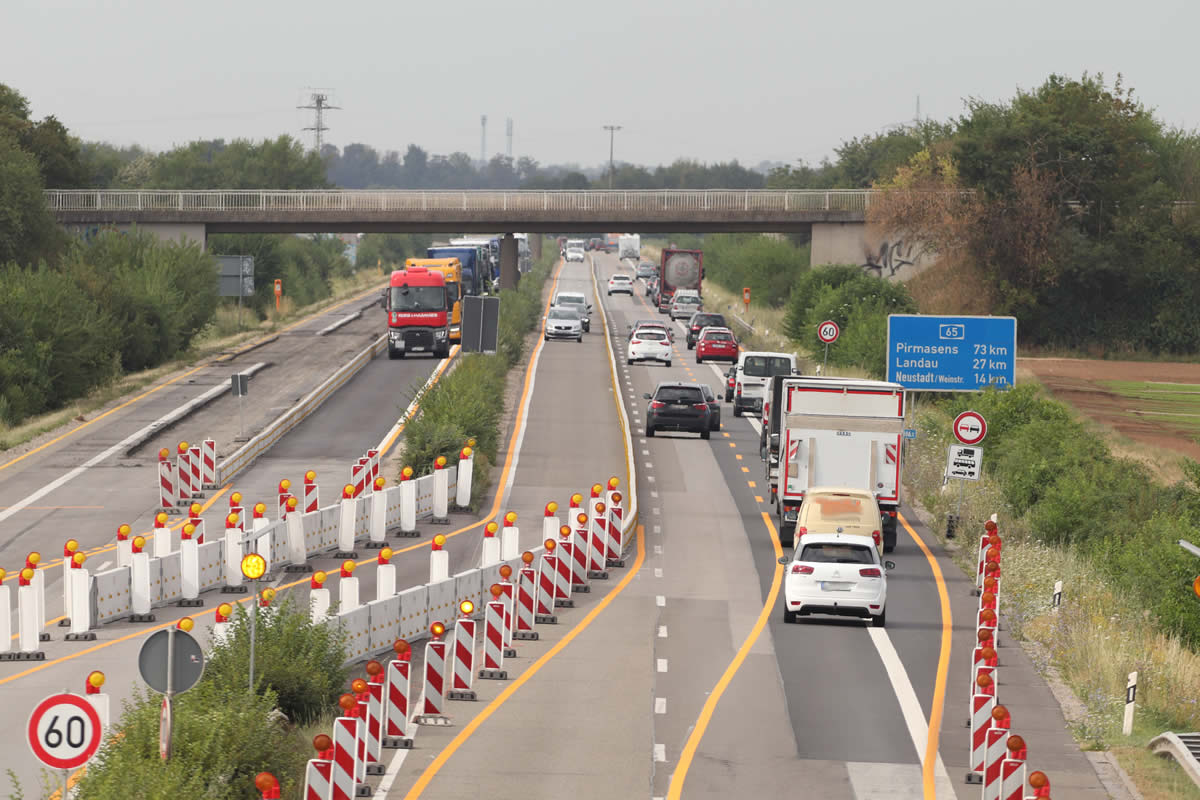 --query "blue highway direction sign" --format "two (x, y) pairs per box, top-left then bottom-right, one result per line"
(887, 315), (1017, 392)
